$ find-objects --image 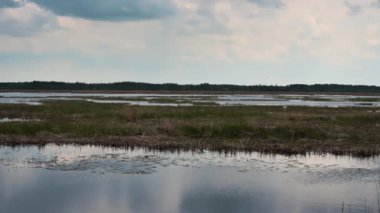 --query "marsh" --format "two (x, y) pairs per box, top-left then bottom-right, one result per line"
(0, 93), (379, 156)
